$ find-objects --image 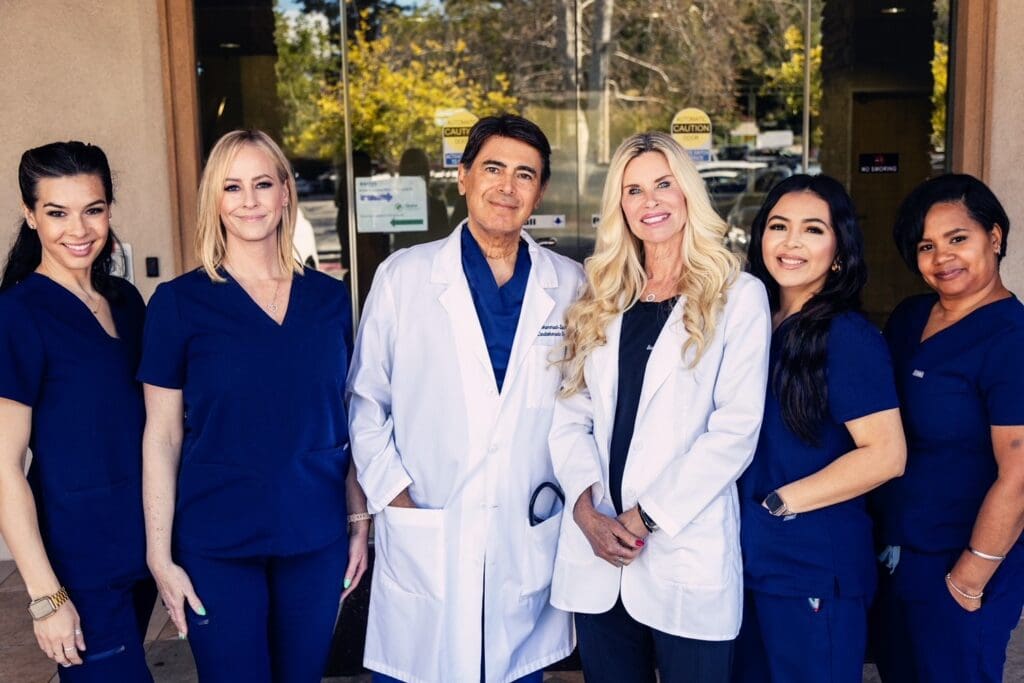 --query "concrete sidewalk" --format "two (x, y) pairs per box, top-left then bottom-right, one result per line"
(2, 561), (1022, 682)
